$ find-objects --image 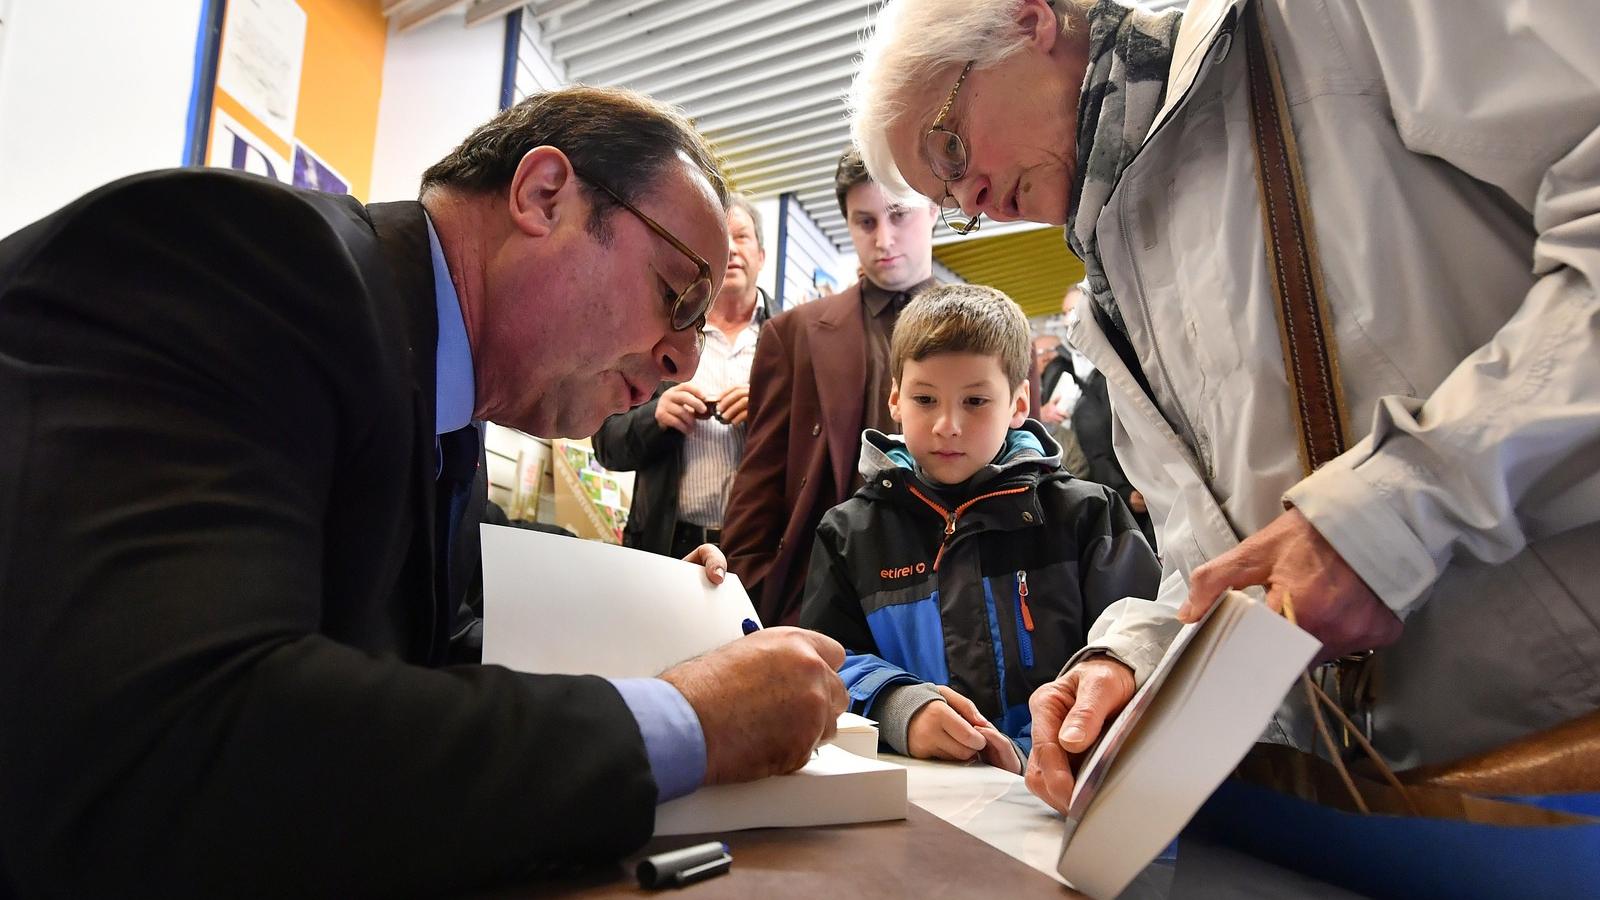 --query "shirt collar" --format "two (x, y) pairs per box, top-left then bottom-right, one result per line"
(426, 213), (474, 436)
(703, 296), (762, 336)
(860, 275), (939, 317)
